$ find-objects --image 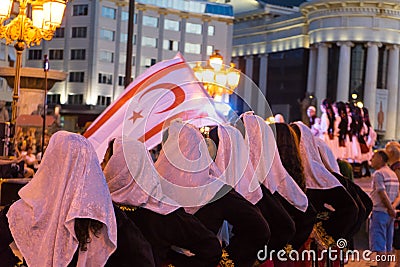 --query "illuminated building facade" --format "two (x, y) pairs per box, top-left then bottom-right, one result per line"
(15, 0), (233, 130)
(232, 0), (400, 139)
